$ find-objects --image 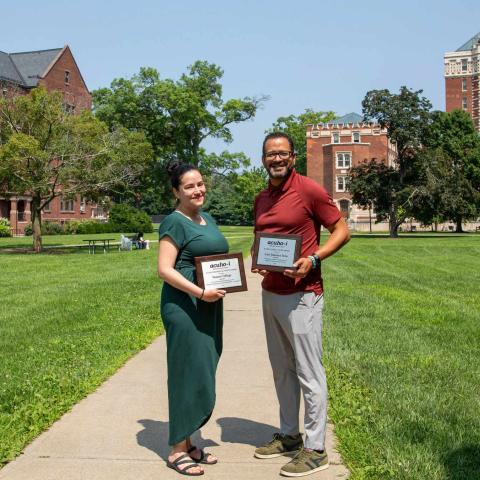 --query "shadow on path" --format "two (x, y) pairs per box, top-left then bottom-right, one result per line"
(217, 417), (277, 447)
(136, 419), (218, 461)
